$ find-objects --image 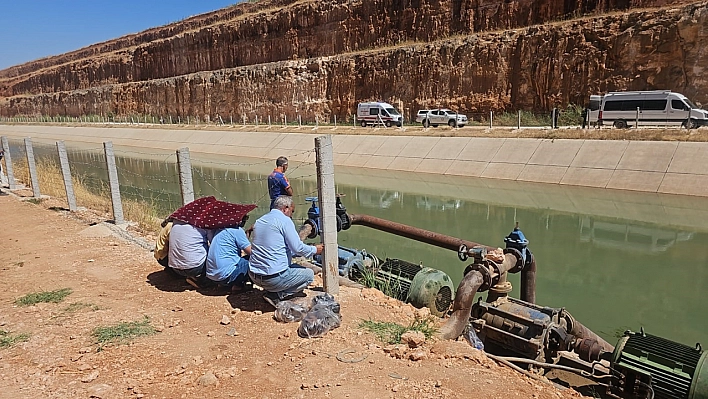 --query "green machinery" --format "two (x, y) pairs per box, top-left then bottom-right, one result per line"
(367, 258), (454, 317)
(611, 329), (707, 399)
